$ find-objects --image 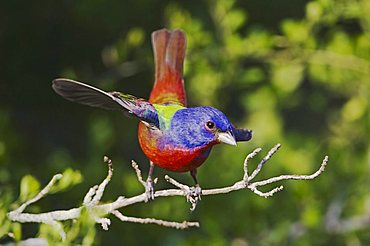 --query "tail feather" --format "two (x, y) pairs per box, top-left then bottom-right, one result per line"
(165, 30), (185, 78)
(149, 29), (187, 106)
(153, 30), (170, 81)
